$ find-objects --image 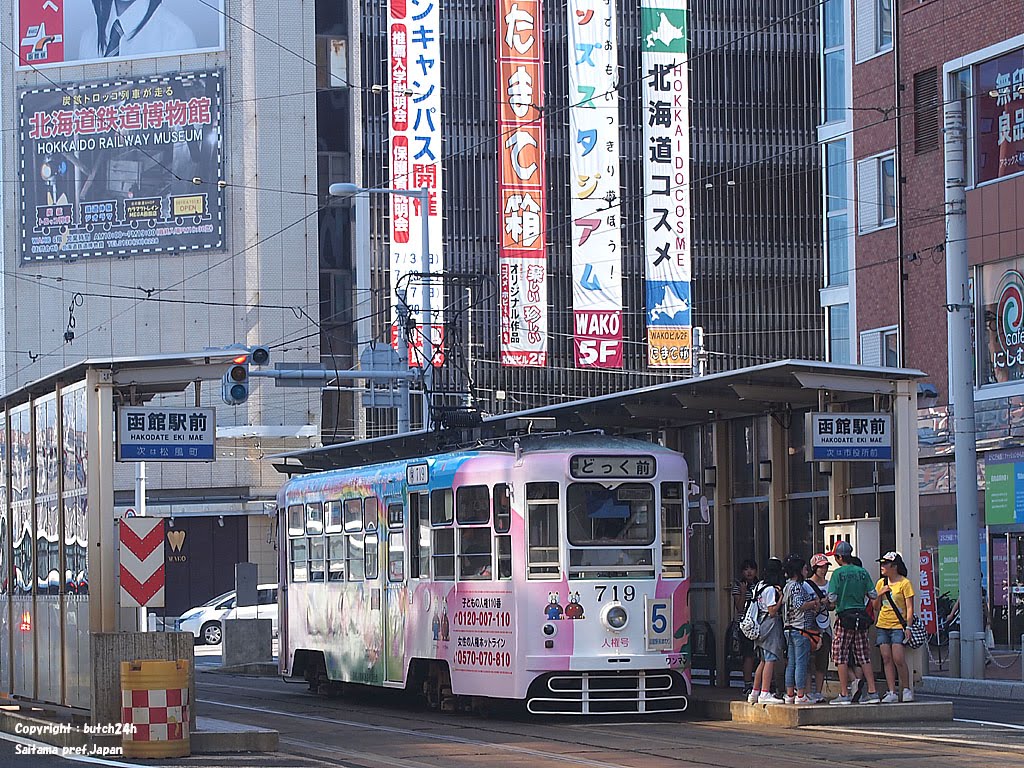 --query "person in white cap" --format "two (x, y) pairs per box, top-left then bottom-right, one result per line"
(873, 551), (915, 703)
